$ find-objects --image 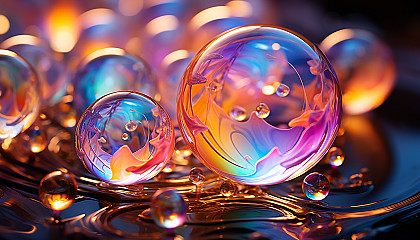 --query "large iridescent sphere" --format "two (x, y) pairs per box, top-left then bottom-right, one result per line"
(72, 48), (156, 117)
(1, 35), (69, 106)
(39, 170), (78, 211)
(177, 25), (342, 185)
(0, 50), (40, 140)
(151, 189), (187, 229)
(75, 91), (174, 185)
(320, 29), (396, 115)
